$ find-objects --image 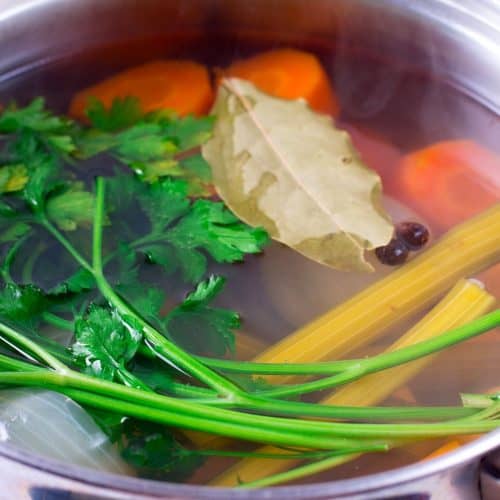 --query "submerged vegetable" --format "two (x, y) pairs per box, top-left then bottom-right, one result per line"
(396, 140), (500, 229)
(0, 389), (128, 473)
(203, 78), (394, 271)
(221, 48), (340, 116)
(69, 60), (214, 121)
